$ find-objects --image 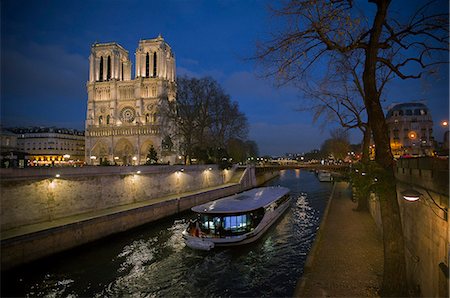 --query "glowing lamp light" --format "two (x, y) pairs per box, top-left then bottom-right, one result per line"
(63, 154), (70, 159)
(90, 156), (97, 160)
(401, 189), (422, 202)
(114, 156), (119, 160)
(55, 174), (60, 178)
(132, 156), (137, 161)
(208, 167), (212, 171)
(442, 120), (448, 127)
(408, 131), (417, 140)
(136, 170), (141, 174)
